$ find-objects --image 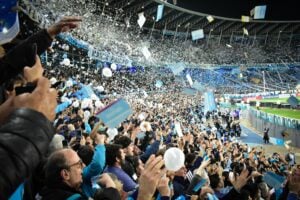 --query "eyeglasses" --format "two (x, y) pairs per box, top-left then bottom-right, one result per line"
(67, 159), (84, 169)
